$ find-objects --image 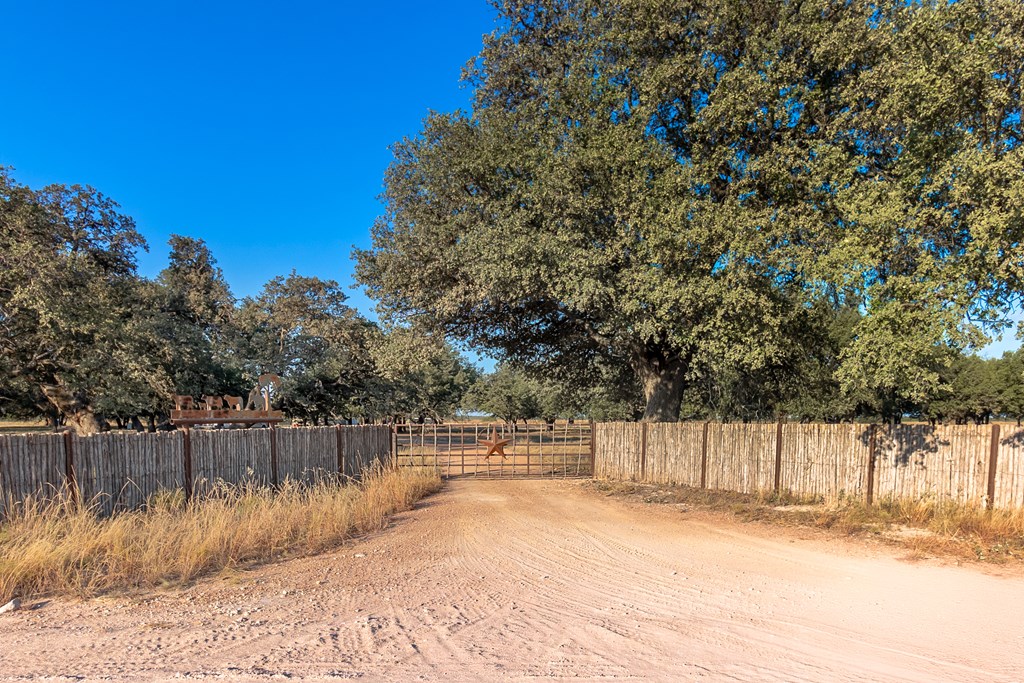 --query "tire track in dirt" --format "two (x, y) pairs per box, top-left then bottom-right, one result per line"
(2, 478), (1023, 681)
